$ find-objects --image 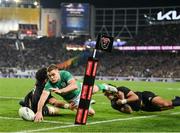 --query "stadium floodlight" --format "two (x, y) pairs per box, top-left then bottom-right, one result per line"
(117, 38), (121, 42)
(33, 1), (38, 6)
(14, 0), (20, 3)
